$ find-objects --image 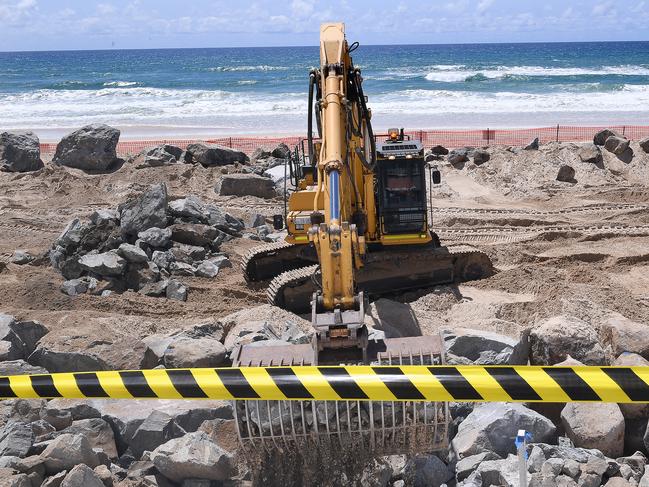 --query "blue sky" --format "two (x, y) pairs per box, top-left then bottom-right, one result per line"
(1, 0), (649, 51)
